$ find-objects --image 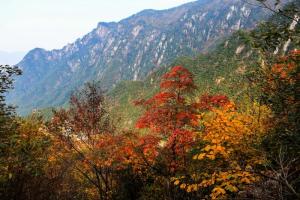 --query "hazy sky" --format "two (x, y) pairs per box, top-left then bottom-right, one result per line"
(0, 0), (195, 52)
